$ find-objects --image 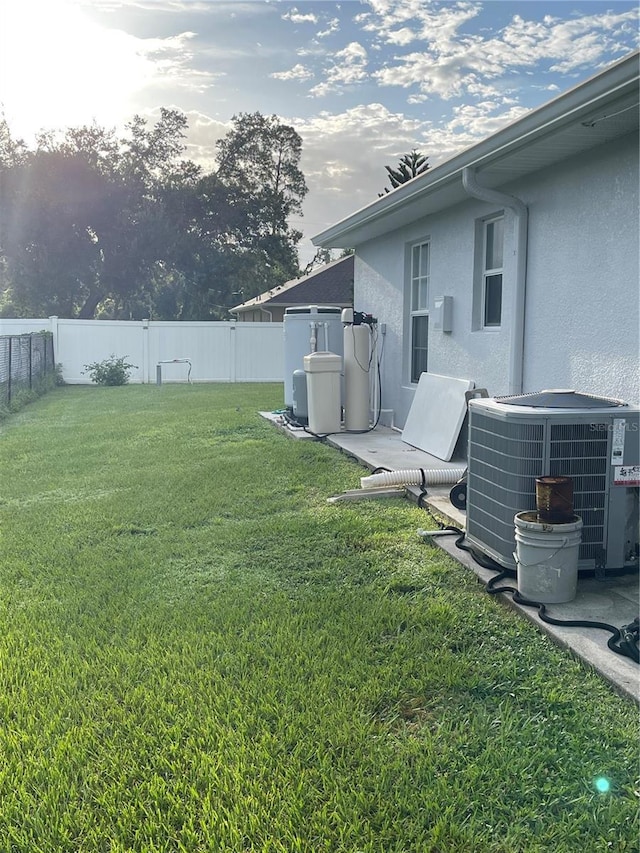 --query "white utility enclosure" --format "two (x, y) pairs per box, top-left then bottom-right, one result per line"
(402, 372), (474, 461)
